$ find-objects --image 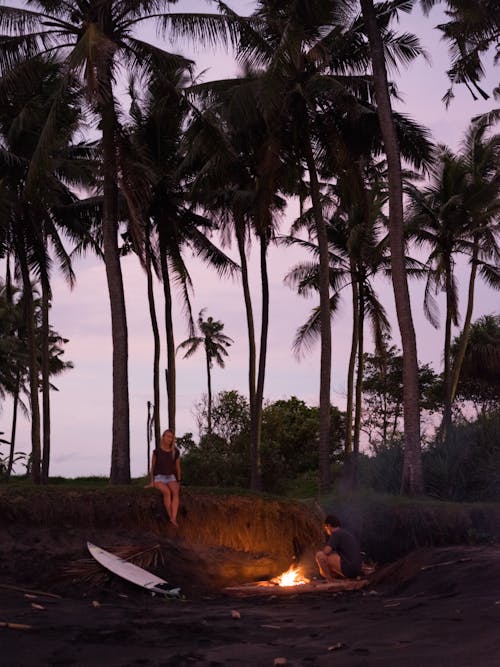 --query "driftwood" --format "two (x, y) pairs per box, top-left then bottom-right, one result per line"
(420, 558), (472, 572)
(0, 583), (62, 599)
(224, 578), (368, 597)
(0, 622), (32, 631)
